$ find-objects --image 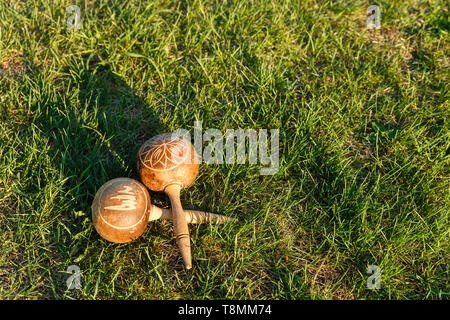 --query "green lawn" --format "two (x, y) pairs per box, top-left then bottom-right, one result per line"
(0, 0), (448, 299)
